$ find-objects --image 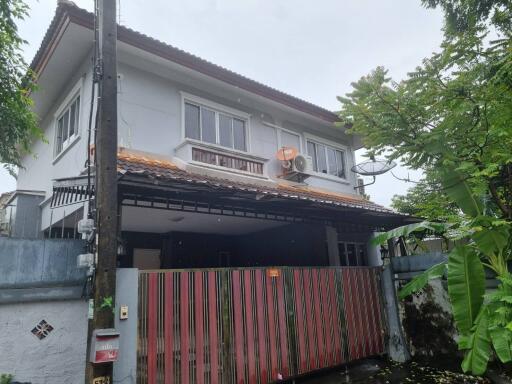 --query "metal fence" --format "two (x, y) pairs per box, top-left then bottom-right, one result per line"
(137, 266), (385, 384)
